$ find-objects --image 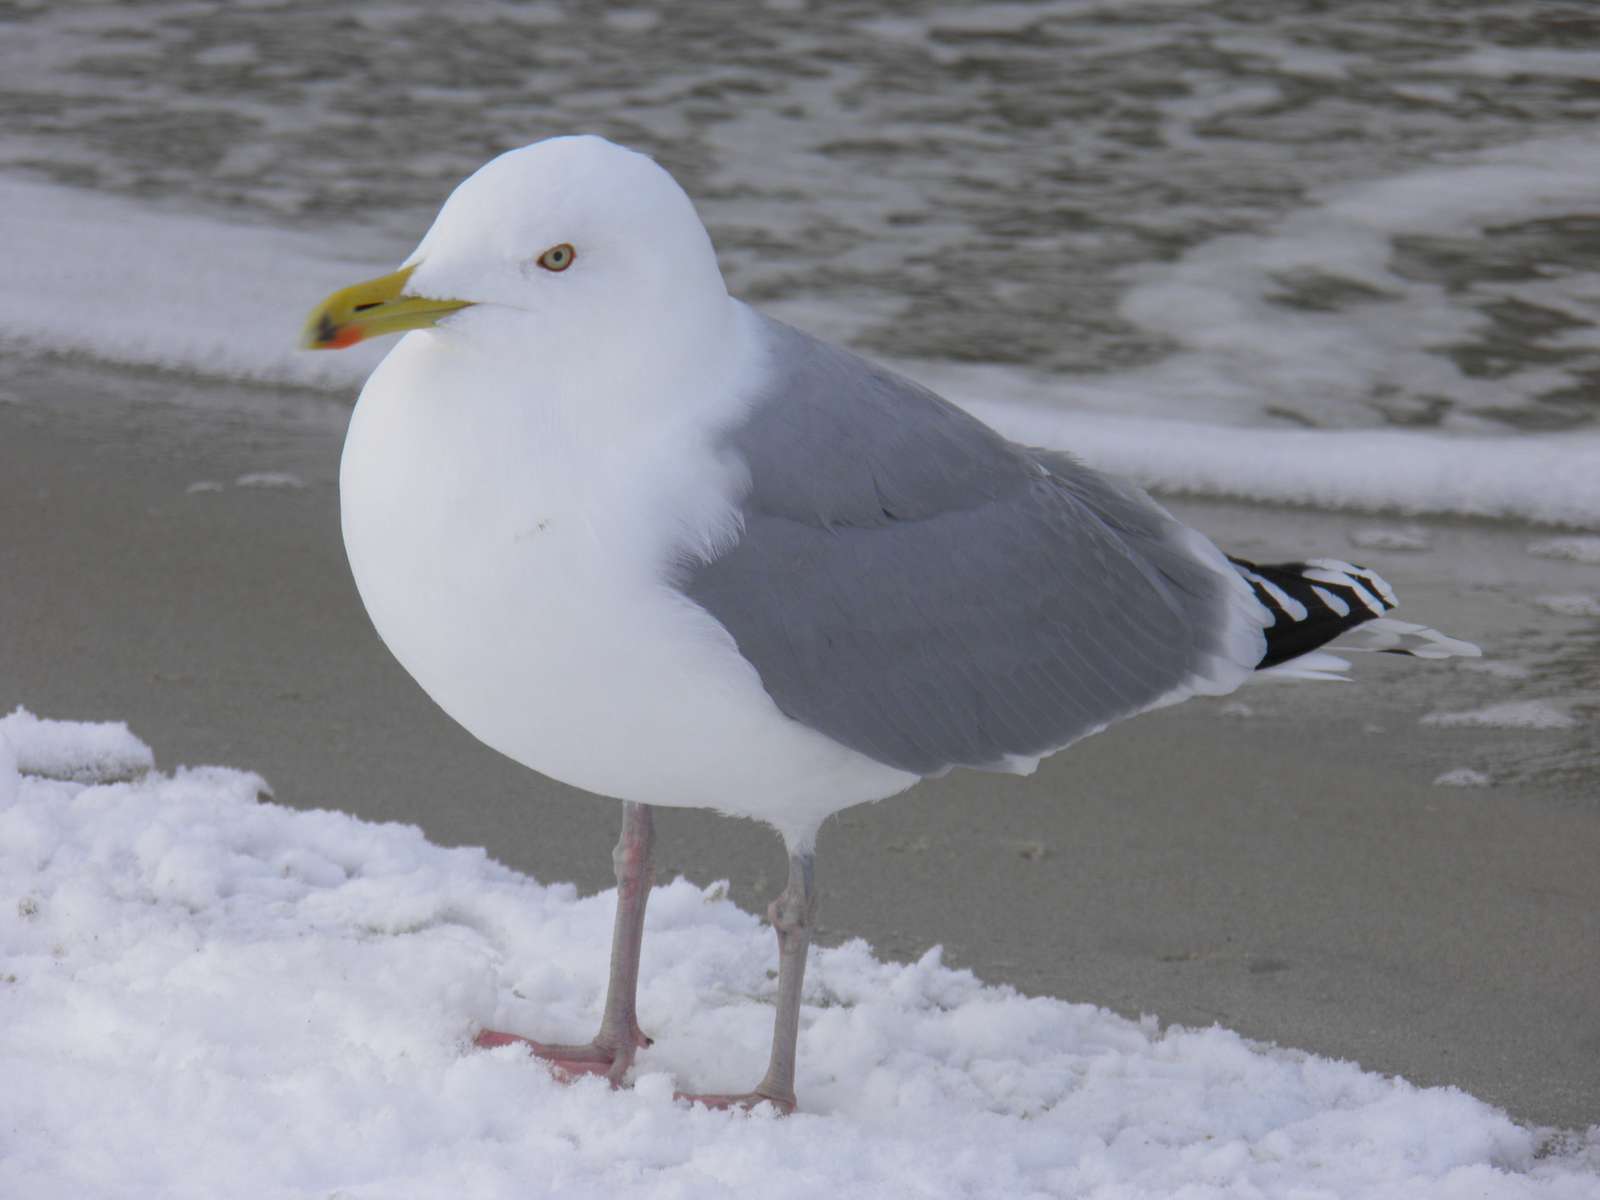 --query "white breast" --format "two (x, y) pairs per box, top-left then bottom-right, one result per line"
(338, 318), (915, 845)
